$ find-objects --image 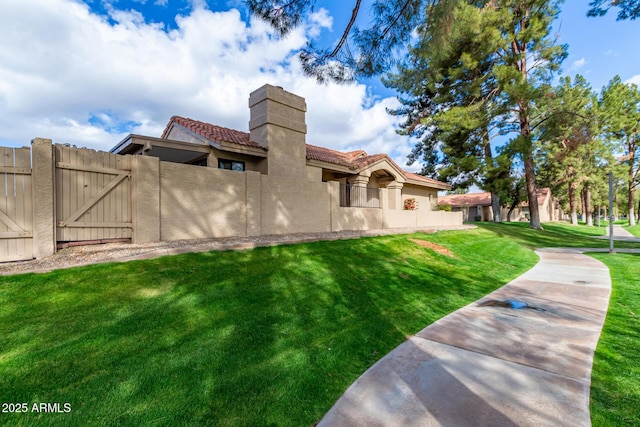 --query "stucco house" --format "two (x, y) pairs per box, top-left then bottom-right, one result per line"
(107, 84), (459, 239)
(439, 188), (562, 222)
(437, 192), (494, 222)
(7, 84), (462, 263)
